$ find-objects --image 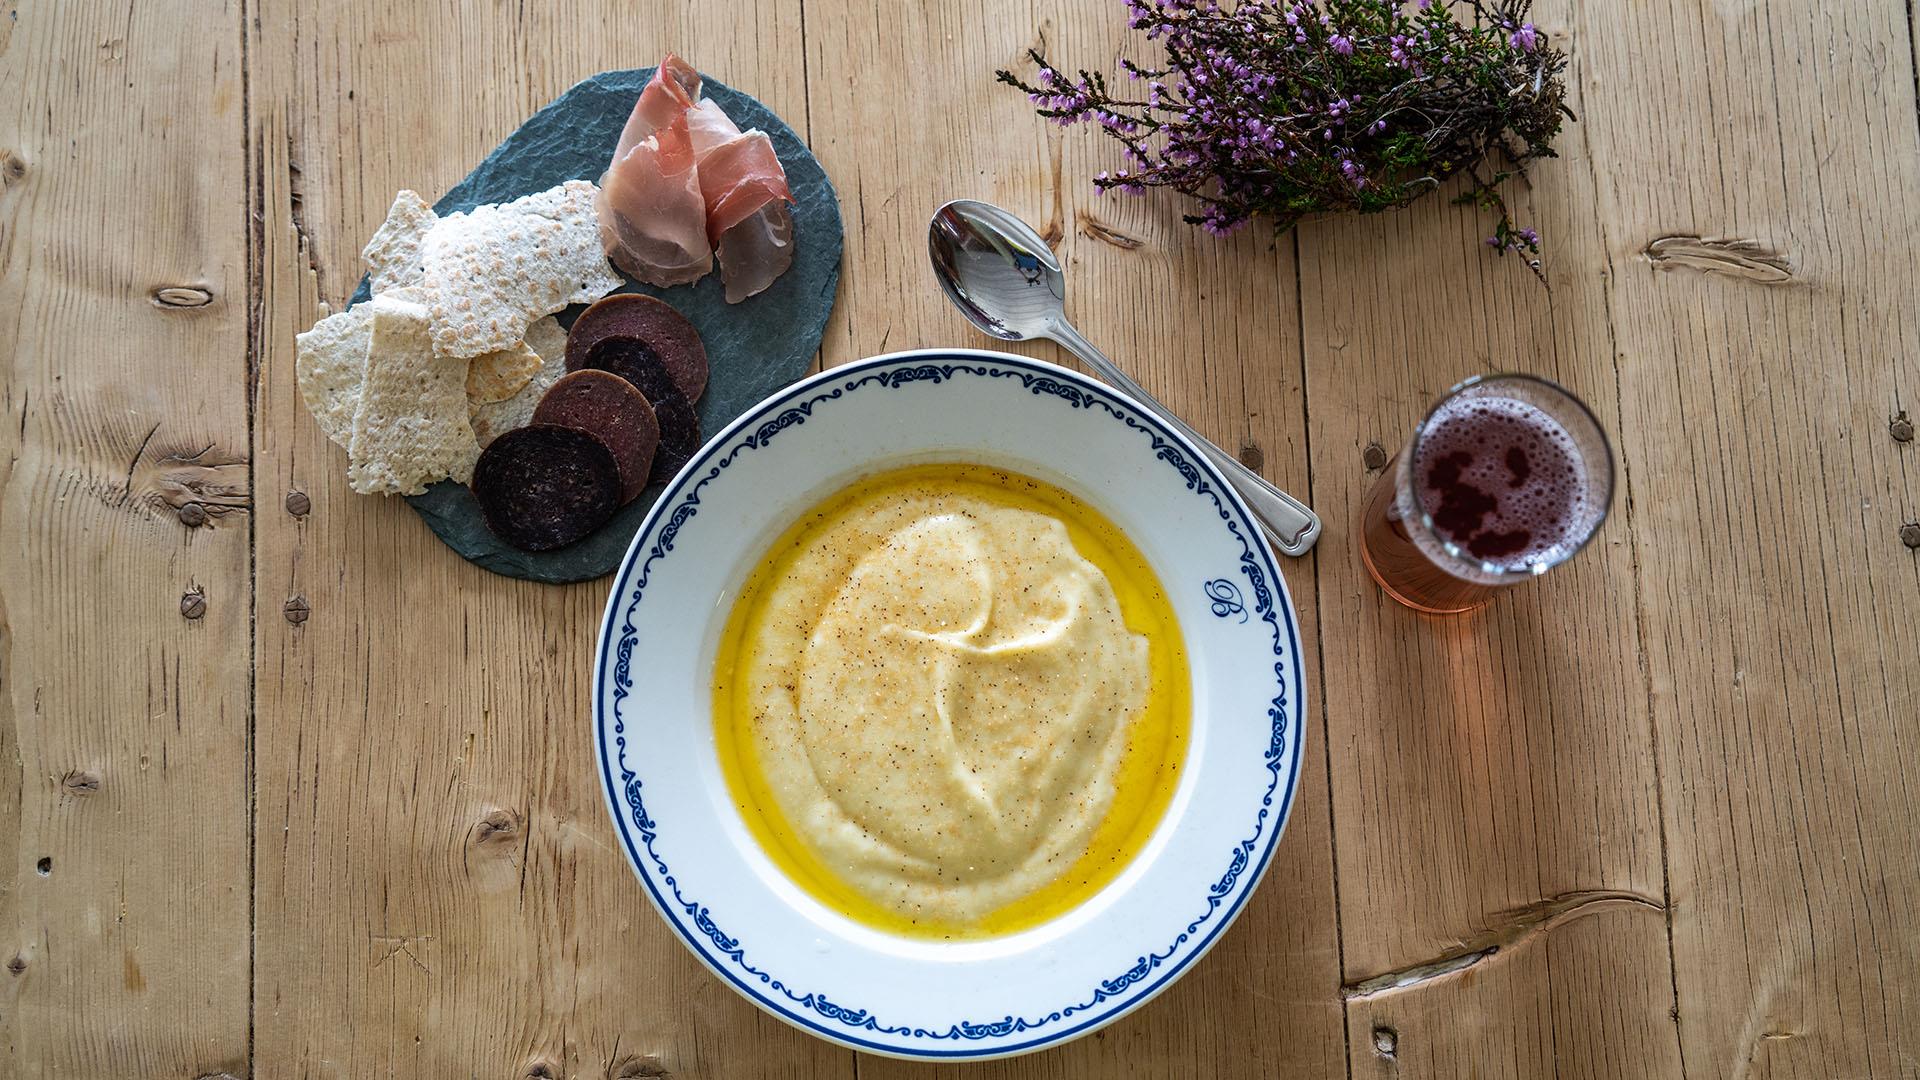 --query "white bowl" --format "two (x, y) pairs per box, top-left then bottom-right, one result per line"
(594, 349), (1306, 1060)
